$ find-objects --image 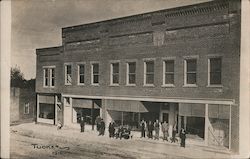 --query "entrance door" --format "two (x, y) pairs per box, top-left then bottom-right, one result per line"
(162, 113), (169, 123)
